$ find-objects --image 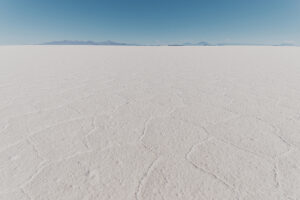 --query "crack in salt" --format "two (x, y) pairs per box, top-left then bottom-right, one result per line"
(184, 137), (239, 199)
(135, 156), (161, 200)
(138, 116), (152, 142)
